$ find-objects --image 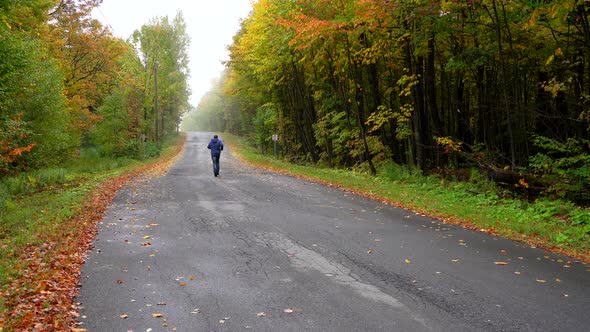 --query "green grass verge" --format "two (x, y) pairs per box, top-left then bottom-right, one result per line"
(225, 134), (590, 261)
(0, 135), (183, 292)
